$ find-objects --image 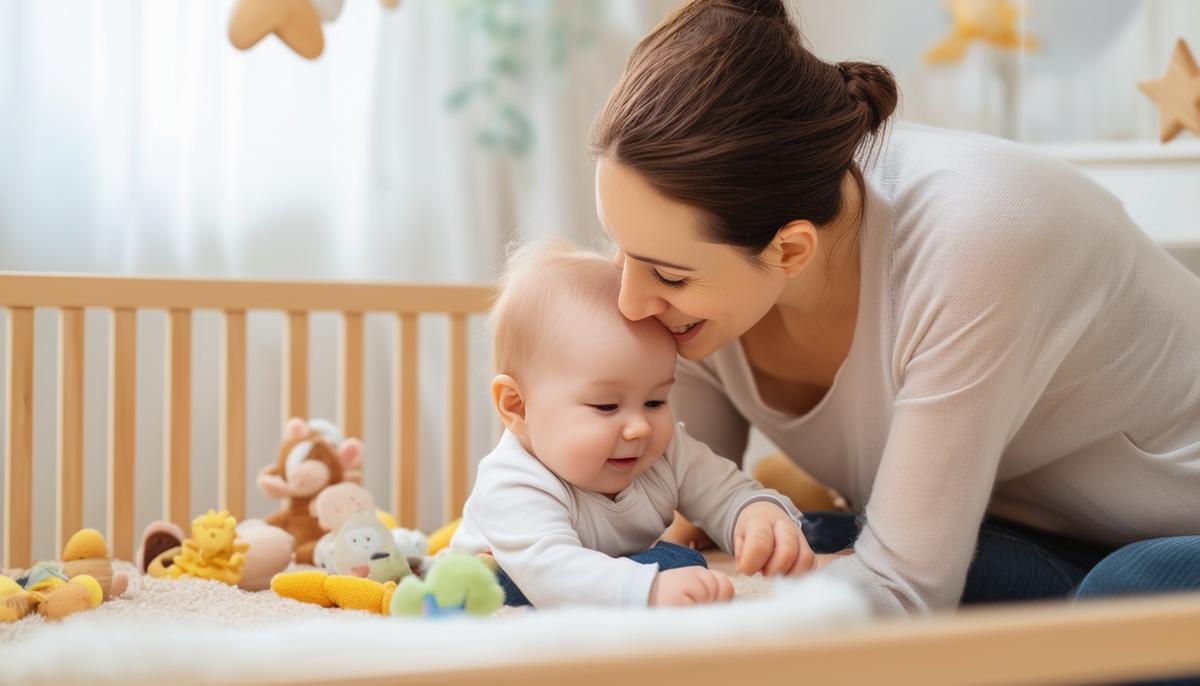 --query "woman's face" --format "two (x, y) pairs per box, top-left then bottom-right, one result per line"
(595, 157), (787, 360)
